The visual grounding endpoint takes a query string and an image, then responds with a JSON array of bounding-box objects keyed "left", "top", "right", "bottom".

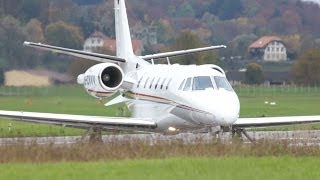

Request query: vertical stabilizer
[{"left": 115, "top": 0, "right": 134, "bottom": 58}]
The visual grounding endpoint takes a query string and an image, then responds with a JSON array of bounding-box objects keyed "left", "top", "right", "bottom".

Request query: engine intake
[
  {"left": 78, "top": 63, "right": 124, "bottom": 98},
  {"left": 101, "top": 65, "right": 123, "bottom": 89}
]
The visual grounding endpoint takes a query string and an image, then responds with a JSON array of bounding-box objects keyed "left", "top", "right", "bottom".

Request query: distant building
[
  {"left": 83, "top": 31, "right": 105, "bottom": 52},
  {"left": 226, "top": 71, "right": 292, "bottom": 86},
  {"left": 83, "top": 31, "right": 143, "bottom": 55},
  {"left": 249, "top": 36, "right": 287, "bottom": 62}
]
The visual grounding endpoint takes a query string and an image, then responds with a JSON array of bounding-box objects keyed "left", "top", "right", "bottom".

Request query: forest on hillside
[{"left": 0, "top": 0, "right": 320, "bottom": 72}]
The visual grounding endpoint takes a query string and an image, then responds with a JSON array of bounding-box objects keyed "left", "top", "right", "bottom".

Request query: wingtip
[{"left": 23, "top": 41, "right": 30, "bottom": 45}]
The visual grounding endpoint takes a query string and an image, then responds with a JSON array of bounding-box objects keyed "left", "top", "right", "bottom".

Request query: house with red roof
[
  {"left": 249, "top": 36, "right": 287, "bottom": 62},
  {"left": 83, "top": 31, "right": 143, "bottom": 55}
]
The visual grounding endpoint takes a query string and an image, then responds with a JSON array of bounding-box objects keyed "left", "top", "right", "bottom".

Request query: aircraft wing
[
  {"left": 0, "top": 110, "right": 156, "bottom": 130},
  {"left": 23, "top": 42, "right": 126, "bottom": 63},
  {"left": 140, "top": 45, "right": 226, "bottom": 60},
  {"left": 234, "top": 116, "right": 320, "bottom": 128}
]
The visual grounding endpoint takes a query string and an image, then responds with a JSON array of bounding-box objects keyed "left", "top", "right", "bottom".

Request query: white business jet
[{"left": 1, "top": 0, "right": 320, "bottom": 141}]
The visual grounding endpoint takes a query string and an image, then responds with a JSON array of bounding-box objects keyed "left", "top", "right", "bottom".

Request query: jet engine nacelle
[{"left": 77, "top": 63, "right": 124, "bottom": 98}]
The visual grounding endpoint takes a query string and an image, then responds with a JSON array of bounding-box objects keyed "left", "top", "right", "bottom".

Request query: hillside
[{"left": 0, "top": 0, "right": 319, "bottom": 71}]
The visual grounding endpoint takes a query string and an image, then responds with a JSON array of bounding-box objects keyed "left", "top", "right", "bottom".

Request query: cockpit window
[
  {"left": 214, "top": 76, "right": 233, "bottom": 91},
  {"left": 183, "top": 78, "right": 192, "bottom": 91},
  {"left": 192, "top": 76, "right": 213, "bottom": 90},
  {"left": 178, "top": 79, "right": 185, "bottom": 90}
]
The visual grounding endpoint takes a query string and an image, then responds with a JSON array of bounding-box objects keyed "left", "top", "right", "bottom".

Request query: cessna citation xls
[{"left": 1, "top": 0, "right": 320, "bottom": 141}]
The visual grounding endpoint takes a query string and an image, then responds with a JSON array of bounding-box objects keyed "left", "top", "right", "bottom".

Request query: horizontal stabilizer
[
  {"left": 140, "top": 45, "right": 226, "bottom": 60},
  {"left": 23, "top": 42, "right": 126, "bottom": 63}
]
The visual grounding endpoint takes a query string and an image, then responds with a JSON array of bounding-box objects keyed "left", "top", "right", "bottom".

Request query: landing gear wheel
[
  {"left": 232, "top": 127, "right": 255, "bottom": 143},
  {"left": 82, "top": 127, "right": 103, "bottom": 143}
]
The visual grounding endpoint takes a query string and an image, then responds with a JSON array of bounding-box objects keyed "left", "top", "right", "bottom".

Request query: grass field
[
  {"left": 1, "top": 157, "right": 320, "bottom": 180},
  {"left": 1, "top": 85, "right": 320, "bottom": 179},
  {"left": 0, "top": 85, "right": 320, "bottom": 137}
]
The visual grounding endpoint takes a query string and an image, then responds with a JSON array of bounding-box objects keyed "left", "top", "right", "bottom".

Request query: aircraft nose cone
[{"left": 214, "top": 92, "right": 240, "bottom": 126}]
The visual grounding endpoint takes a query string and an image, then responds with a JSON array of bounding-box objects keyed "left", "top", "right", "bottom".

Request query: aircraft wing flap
[
  {"left": 0, "top": 110, "right": 156, "bottom": 129},
  {"left": 140, "top": 45, "right": 226, "bottom": 60},
  {"left": 234, "top": 116, "right": 320, "bottom": 128},
  {"left": 23, "top": 42, "right": 126, "bottom": 63}
]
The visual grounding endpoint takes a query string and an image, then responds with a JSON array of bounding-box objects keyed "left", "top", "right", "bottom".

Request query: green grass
[
  {"left": 0, "top": 85, "right": 129, "bottom": 137},
  {"left": 239, "top": 96, "right": 320, "bottom": 117},
  {"left": 1, "top": 157, "right": 320, "bottom": 180},
  {"left": 0, "top": 85, "right": 320, "bottom": 137},
  {"left": 0, "top": 86, "right": 320, "bottom": 178}
]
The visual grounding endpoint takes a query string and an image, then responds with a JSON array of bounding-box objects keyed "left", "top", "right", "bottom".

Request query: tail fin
[{"left": 115, "top": 0, "right": 134, "bottom": 58}]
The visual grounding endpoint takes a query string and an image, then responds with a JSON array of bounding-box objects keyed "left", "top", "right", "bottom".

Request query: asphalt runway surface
[{"left": 1, "top": 130, "right": 320, "bottom": 146}]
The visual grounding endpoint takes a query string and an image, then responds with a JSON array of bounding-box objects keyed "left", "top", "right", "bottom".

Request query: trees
[
  {"left": 23, "top": 19, "right": 45, "bottom": 67},
  {"left": 170, "top": 31, "right": 218, "bottom": 65},
  {"left": 0, "top": 68, "right": 4, "bottom": 85},
  {"left": 245, "top": 63, "right": 264, "bottom": 84},
  {"left": 209, "top": 0, "right": 243, "bottom": 20},
  {"left": 291, "top": 49, "right": 320, "bottom": 85},
  {"left": 45, "top": 21, "right": 84, "bottom": 49},
  {"left": 43, "top": 21, "right": 84, "bottom": 72},
  {"left": 0, "top": 16, "right": 26, "bottom": 68}
]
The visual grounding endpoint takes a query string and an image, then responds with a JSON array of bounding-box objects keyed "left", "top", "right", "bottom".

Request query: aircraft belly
[
  {"left": 171, "top": 106, "right": 219, "bottom": 126},
  {"left": 127, "top": 100, "right": 198, "bottom": 130}
]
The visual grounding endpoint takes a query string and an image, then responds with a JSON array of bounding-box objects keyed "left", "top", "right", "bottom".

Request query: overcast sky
[{"left": 301, "top": 0, "right": 320, "bottom": 4}]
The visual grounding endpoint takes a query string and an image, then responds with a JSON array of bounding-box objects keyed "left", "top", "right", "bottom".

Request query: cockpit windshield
[
  {"left": 214, "top": 76, "right": 233, "bottom": 91},
  {"left": 179, "top": 76, "right": 233, "bottom": 92},
  {"left": 192, "top": 76, "right": 213, "bottom": 90}
]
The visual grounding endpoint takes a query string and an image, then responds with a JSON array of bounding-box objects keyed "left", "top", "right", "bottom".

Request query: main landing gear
[
  {"left": 207, "top": 126, "right": 255, "bottom": 143},
  {"left": 231, "top": 127, "right": 255, "bottom": 143},
  {"left": 81, "top": 127, "right": 103, "bottom": 143}
]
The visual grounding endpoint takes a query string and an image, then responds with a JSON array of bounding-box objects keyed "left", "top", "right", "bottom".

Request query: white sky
[{"left": 301, "top": 0, "right": 320, "bottom": 4}]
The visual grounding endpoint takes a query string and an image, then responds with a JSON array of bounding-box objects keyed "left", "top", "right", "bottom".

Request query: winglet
[{"left": 23, "top": 41, "right": 31, "bottom": 45}]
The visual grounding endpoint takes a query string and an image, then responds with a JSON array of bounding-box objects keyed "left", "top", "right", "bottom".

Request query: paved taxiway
[{"left": 1, "top": 130, "right": 320, "bottom": 146}]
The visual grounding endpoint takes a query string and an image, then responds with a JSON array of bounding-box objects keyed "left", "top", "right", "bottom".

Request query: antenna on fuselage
[{"left": 166, "top": 57, "right": 171, "bottom": 65}]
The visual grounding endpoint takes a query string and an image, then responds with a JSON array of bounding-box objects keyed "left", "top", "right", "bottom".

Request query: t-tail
[
  {"left": 115, "top": 0, "right": 134, "bottom": 59},
  {"left": 115, "top": 0, "right": 141, "bottom": 73}
]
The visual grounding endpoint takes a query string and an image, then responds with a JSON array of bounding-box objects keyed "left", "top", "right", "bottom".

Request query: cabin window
[
  {"left": 183, "top": 78, "right": 192, "bottom": 91},
  {"left": 192, "top": 76, "right": 213, "bottom": 91},
  {"left": 144, "top": 77, "right": 150, "bottom": 88},
  {"left": 137, "top": 76, "right": 143, "bottom": 88},
  {"left": 166, "top": 78, "right": 172, "bottom": 90},
  {"left": 160, "top": 78, "right": 166, "bottom": 89},
  {"left": 178, "top": 79, "right": 186, "bottom": 90},
  {"left": 155, "top": 78, "right": 161, "bottom": 89},
  {"left": 149, "top": 78, "right": 155, "bottom": 89},
  {"left": 213, "top": 76, "right": 233, "bottom": 92}
]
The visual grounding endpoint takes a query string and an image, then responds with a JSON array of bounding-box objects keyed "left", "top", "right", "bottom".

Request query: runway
[{"left": 1, "top": 130, "right": 320, "bottom": 146}]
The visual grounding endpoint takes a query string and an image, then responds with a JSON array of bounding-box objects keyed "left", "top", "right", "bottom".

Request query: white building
[
  {"left": 83, "top": 31, "right": 105, "bottom": 52},
  {"left": 249, "top": 36, "right": 287, "bottom": 62},
  {"left": 83, "top": 31, "right": 143, "bottom": 55}
]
